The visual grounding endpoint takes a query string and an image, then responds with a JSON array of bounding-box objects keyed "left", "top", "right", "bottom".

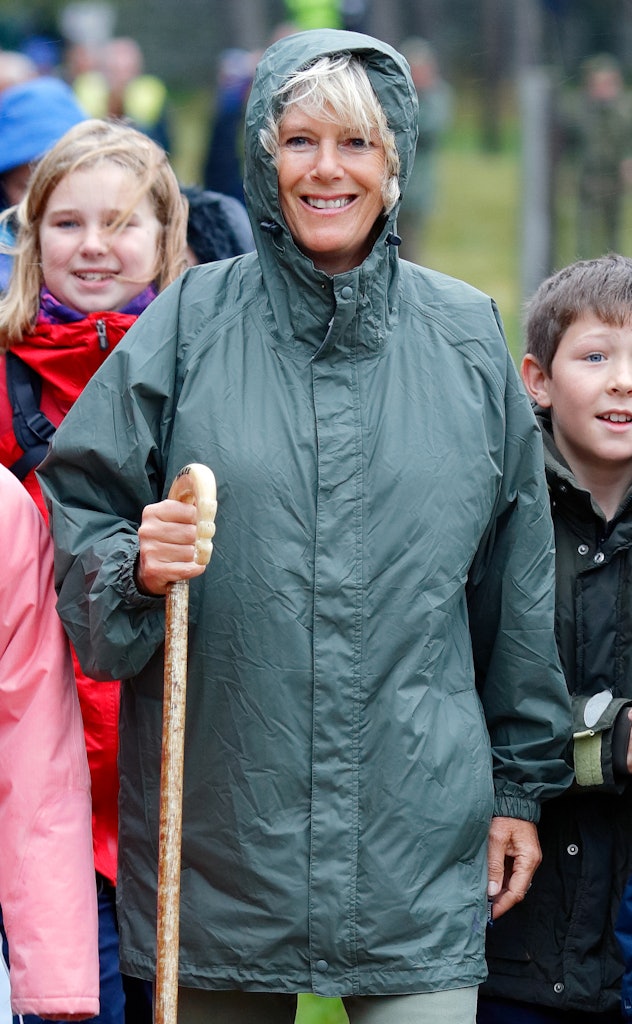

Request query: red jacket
[{"left": 0, "top": 310, "right": 138, "bottom": 883}]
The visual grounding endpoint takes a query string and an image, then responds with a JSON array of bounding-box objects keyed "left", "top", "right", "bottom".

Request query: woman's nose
[{"left": 312, "top": 140, "right": 343, "bottom": 179}]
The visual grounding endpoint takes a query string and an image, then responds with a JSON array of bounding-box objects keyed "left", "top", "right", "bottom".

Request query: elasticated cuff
[{"left": 116, "top": 543, "right": 164, "bottom": 609}]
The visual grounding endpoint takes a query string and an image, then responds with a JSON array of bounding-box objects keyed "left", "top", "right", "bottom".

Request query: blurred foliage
[
  {"left": 417, "top": 89, "right": 523, "bottom": 361},
  {"left": 424, "top": 91, "right": 632, "bottom": 364}
]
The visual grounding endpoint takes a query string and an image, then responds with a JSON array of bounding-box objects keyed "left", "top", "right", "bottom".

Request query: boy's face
[{"left": 522, "top": 312, "right": 632, "bottom": 483}]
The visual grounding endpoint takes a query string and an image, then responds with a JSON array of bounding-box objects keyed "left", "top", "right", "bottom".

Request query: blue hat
[{"left": 0, "top": 76, "right": 87, "bottom": 175}]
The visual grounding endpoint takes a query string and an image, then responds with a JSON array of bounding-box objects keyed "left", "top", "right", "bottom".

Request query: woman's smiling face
[{"left": 277, "top": 105, "right": 386, "bottom": 276}]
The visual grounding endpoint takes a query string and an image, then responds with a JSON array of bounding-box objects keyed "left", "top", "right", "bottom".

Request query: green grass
[
  {"left": 297, "top": 994, "right": 348, "bottom": 1023},
  {"left": 422, "top": 101, "right": 632, "bottom": 364},
  {"left": 420, "top": 106, "right": 522, "bottom": 362},
  {"left": 423, "top": 144, "right": 522, "bottom": 360}
]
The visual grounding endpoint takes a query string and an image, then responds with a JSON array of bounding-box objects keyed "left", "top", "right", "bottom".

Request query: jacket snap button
[
  {"left": 340, "top": 286, "right": 353, "bottom": 300},
  {"left": 315, "top": 959, "right": 329, "bottom": 972},
  {"left": 593, "top": 552, "right": 605, "bottom": 564},
  {"left": 553, "top": 982, "right": 564, "bottom": 994},
  {"left": 567, "top": 843, "right": 579, "bottom": 856},
  {"left": 577, "top": 544, "right": 589, "bottom": 555}
]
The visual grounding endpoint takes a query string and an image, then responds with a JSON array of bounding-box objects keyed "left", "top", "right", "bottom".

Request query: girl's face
[{"left": 39, "top": 162, "right": 161, "bottom": 313}]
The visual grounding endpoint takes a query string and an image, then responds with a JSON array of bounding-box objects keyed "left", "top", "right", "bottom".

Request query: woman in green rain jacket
[{"left": 39, "top": 28, "right": 572, "bottom": 1021}]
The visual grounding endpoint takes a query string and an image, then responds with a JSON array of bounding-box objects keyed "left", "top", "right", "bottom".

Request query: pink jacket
[{"left": 0, "top": 465, "right": 99, "bottom": 1018}]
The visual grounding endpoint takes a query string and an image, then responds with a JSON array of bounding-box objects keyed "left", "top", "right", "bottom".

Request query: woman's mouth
[{"left": 303, "top": 196, "right": 354, "bottom": 209}]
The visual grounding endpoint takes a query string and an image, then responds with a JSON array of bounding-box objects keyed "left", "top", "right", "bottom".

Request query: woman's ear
[{"left": 521, "top": 353, "right": 553, "bottom": 407}]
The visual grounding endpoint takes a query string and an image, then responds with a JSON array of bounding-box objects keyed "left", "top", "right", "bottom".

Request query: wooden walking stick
[{"left": 155, "top": 463, "right": 217, "bottom": 1024}]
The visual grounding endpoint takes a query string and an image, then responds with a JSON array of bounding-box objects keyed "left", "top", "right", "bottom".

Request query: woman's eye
[
  {"left": 346, "top": 137, "right": 370, "bottom": 149},
  {"left": 285, "top": 136, "right": 311, "bottom": 148}
]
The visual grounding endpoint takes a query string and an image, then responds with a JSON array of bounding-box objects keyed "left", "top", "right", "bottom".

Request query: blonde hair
[
  {"left": 0, "top": 118, "right": 187, "bottom": 347},
  {"left": 260, "top": 53, "right": 400, "bottom": 213}
]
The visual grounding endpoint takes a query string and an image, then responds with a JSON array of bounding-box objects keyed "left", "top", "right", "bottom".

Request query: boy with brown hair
[{"left": 479, "top": 252, "right": 632, "bottom": 1022}]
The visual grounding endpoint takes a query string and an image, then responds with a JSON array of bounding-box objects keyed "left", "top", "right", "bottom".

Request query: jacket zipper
[{"left": 96, "top": 319, "right": 108, "bottom": 351}]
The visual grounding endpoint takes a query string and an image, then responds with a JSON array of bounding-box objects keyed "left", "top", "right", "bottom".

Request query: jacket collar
[
  {"left": 255, "top": 212, "right": 401, "bottom": 358},
  {"left": 11, "top": 310, "right": 138, "bottom": 412}
]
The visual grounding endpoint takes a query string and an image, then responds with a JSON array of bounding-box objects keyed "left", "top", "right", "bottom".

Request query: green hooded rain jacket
[{"left": 39, "top": 29, "right": 572, "bottom": 998}]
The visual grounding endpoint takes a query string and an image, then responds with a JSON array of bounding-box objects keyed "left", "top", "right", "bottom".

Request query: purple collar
[{"left": 38, "top": 285, "right": 157, "bottom": 325}]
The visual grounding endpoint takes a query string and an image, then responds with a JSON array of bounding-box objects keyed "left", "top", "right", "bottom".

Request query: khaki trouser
[{"left": 175, "top": 985, "right": 479, "bottom": 1023}]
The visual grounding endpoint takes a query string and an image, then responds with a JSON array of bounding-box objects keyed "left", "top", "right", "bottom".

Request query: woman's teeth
[{"left": 305, "top": 197, "right": 351, "bottom": 209}]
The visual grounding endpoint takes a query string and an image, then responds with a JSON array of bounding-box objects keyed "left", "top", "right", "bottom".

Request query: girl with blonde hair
[{"left": 0, "top": 117, "right": 186, "bottom": 1024}]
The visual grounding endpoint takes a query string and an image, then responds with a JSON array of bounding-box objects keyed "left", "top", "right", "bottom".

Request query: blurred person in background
[
  {"left": 203, "top": 24, "right": 297, "bottom": 203},
  {"left": 0, "top": 76, "right": 87, "bottom": 291},
  {"left": 64, "top": 40, "right": 101, "bottom": 87},
  {"left": 396, "top": 37, "right": 452, "bottom": 263},
  {"left": 72, "top": 36, "right": 171, "bottom": 152},
  {"left": 563, "top": 54, "right": 632, "bottom": 259},
  {"left": 0, "top": 49, "right": 37, "bottom": 91},
  {"left": 203, "top": 47, "right": 258, "bottom": 203},
  {"left": 282, "top": 0, "right": 341, "bottom": 28},
  {"left": 19, "top": 34, "right": 62, "bottom": 78}
]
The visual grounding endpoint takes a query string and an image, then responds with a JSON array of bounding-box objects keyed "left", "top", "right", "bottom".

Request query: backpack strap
[{"left": 5, "top": 351, "right": 56, "bottom": 481}]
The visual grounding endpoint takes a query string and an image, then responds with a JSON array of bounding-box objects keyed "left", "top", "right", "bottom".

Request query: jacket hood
[{"left": 243, "top": 29, "right": 419, "bottom": 255}]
